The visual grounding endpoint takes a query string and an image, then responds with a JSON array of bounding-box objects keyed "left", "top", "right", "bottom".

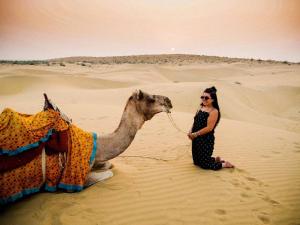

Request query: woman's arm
[
  {"left": 192, "top": 110, "right": 218, "bottom": 137},
  {"left": 189, "top": 107, "right": 201, "bottom": 133}
]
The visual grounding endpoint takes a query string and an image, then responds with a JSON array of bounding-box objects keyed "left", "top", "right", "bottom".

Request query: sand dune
[{"left": 0, "top": 58, "right": 300, "bottom": 225}]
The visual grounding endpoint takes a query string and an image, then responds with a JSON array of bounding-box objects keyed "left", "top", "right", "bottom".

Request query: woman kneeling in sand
[{"left": 187, "top": 86, "right": 234, "bottom": 170}]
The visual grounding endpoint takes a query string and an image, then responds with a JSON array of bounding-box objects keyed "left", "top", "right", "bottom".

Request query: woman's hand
[
  {"left": 187, "top": 132, "right": 198, "bottom": 140},
  {"left": 187, "top": 132, "right": 192, "bottom": 140}
]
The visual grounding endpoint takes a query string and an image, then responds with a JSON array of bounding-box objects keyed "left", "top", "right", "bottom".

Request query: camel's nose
[{"left": 165, "top": 97, "right": 173, "bottom": 109}]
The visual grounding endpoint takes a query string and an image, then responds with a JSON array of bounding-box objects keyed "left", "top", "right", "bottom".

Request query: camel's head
[{"left": 130, "top": 90, "right": 173, "bottom": 120}]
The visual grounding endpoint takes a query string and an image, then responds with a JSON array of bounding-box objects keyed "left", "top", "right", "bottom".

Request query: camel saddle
[
  {"left": 0, "top": 94, "right": 97, "bottom": 205},
  {"left": 0, "top": 93, "right": 72, "bottom": 172},
  {"left": 0, "top": 108, "right": 69, "bottom": 172}
]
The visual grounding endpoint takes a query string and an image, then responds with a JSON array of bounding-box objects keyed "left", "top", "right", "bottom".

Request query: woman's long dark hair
[{"left": 200, "top": 86, "right": 221, "bottom": 129}]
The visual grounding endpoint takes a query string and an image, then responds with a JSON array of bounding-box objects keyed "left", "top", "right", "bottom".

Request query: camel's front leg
[
  {"left": 92, "top": 161, "right": 114, "bottom": 171},
  {"left": 85, "top": 170, "right": 114, "bottom": 187}
]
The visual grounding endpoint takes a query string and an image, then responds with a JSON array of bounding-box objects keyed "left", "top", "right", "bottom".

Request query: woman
[{"left": 188, "top": 86, "right": 234, "bottom": 170}]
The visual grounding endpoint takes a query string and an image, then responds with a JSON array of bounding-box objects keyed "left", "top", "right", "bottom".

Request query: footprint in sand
[
  {"left": 226, "top": 168, "right": 282, "bottom": 213},
  {"left": 229, "top": 178, "right": 252, "bottom": 191},
  {"left": 240, "top": 192, "right": 251, "bottom": 198},
  {"left": 228, "top": 171, "right": 261, "bottom": 191},
  {"left": 257, "top": 214, "right": 271, "bottom": 224},
  {"left": 227, "top": 168, "right": 282, "bottom": 210},
  {"left": 245, "top": 186, "right": 251, "bottom": 190},
  {"left": 245, "top": 176, "right": 258, "bottom": 182},
  {"left": 261, "top": 196, "right": 281, "bottom": 206},
  {"left": 245, "top": 176, "right": 266, "bottom": 187},
  {"left": 230, "top": 178, "right": 240, "bottom": 187},
  {"left": 214, "top": 209, "right": 227, "bottom": 215}
]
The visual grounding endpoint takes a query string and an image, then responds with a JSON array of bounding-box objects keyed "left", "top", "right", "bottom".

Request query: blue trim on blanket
[
  {"left": 44, "top": 184, "right": 57, "bottom": 192},
  {"left": 58, "top": 183, "right": 84, "bottom": 192},
  {"left": 0, "top": 186, "right": 41, "bottom": 205},
  {"left": 0, "top": 129, "right": 54, "bottom": 156},
  {"left": 90, "top": 132, "right": 97, "bottom": 165}
]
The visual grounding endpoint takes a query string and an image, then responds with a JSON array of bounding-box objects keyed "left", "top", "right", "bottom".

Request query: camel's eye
[{"left": 147, "top": 97, "right": 155, "bottom": 103}]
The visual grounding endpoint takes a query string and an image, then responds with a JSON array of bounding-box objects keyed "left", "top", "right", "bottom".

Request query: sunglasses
[{"left": 201, "top": 96, "right": 211, "bottom": 100}]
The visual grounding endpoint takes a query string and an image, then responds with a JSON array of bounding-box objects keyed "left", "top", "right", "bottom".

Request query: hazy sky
[{"left": 0, "top": 0, "right": 299, "bottom": 61}]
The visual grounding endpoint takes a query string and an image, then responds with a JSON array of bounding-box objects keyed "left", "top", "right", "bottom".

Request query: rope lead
[{"left": 166, "top": 113, "right": 187, "bottom": 135}]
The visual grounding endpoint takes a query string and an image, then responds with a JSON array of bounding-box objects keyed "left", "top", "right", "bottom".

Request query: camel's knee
[
  {"left": 92, "top": 161, "right": 113, "bottom": 171},
  {"left": 85, "top": 170, "right": 114, "bottom": 187}
]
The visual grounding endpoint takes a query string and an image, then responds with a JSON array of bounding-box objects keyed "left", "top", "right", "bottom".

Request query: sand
[{"left": 0, "top": 59, "right": 300, "bottom": 225}]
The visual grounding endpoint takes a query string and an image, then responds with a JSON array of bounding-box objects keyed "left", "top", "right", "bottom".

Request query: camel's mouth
[
  {"left": 163, "top": 105, "right": 172, "bottom": 113},
  {"left": 163, "top": 97, "right": 173, "bottom": 113},
  {"left": 161, "top": 106, "right": 169, "bottom": 113}
]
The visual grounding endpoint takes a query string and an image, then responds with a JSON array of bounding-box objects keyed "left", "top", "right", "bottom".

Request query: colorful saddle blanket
[{"left": 0, "top": 108, "right": 97, "bottom": 205}]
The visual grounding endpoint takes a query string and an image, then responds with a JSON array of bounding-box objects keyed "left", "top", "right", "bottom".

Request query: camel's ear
[{"left": 134, "top": 89, "right": 144, "bottom": 100}]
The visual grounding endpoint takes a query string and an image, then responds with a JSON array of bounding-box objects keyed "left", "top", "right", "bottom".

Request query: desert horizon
[{"left": 0, "top": 53, "right": 299, "bottom": 64}]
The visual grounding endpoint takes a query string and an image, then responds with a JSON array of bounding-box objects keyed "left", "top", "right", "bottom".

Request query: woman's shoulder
[
  {"left": 201, "top": 106, "right": 218, "bottom": 113},
  {"left": 210, "top": 107, "right": 218, "bottom": 113}
]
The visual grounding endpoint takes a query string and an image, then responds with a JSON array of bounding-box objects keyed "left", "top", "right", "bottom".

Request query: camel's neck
[{"left": 94, "top": 100, "right": 145, "bottom": 163}]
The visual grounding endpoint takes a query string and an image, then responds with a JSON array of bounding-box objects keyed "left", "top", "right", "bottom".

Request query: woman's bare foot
[
  {"left": 216, "top": 156, "right": 225, "bottom": 163},
  {"left": 222, "top": 161, "right": 235, "bottom": 168}
]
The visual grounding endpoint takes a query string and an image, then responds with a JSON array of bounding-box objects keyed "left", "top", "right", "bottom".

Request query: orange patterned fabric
[
  {"left": 58, "top": 125, "right": 95, "bottom": 190},
  {"left": 45, "top": 125, "right": 97, "bottom": 192},
  {"left": 0, "top": 109, "right": 97, "bottom": 205},
  {"left": 0, "top": 154, "right": 43, "bottom": 203},
  {"left": 0, "top": 108, "right": 69, "bottom": 154}
]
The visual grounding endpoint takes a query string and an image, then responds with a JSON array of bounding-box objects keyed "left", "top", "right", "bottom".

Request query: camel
[
  {"left": 45, "top": 90, "right": 173, "bottom": 187},
  {"left": 0, "top": 90, "right": 172, "bottom": 204}
]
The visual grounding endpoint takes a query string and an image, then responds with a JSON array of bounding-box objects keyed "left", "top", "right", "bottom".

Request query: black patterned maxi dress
[{"left": 191, "top": 109, "right": 222, "bottom": 170}]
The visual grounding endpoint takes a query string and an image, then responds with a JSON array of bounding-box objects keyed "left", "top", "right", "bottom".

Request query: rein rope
[
  {"left": 118, "top": 112, "right": 190, "bottom": 163},
  {"left": 166, "top": 112, "right": 187, "bottom": 134}
]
